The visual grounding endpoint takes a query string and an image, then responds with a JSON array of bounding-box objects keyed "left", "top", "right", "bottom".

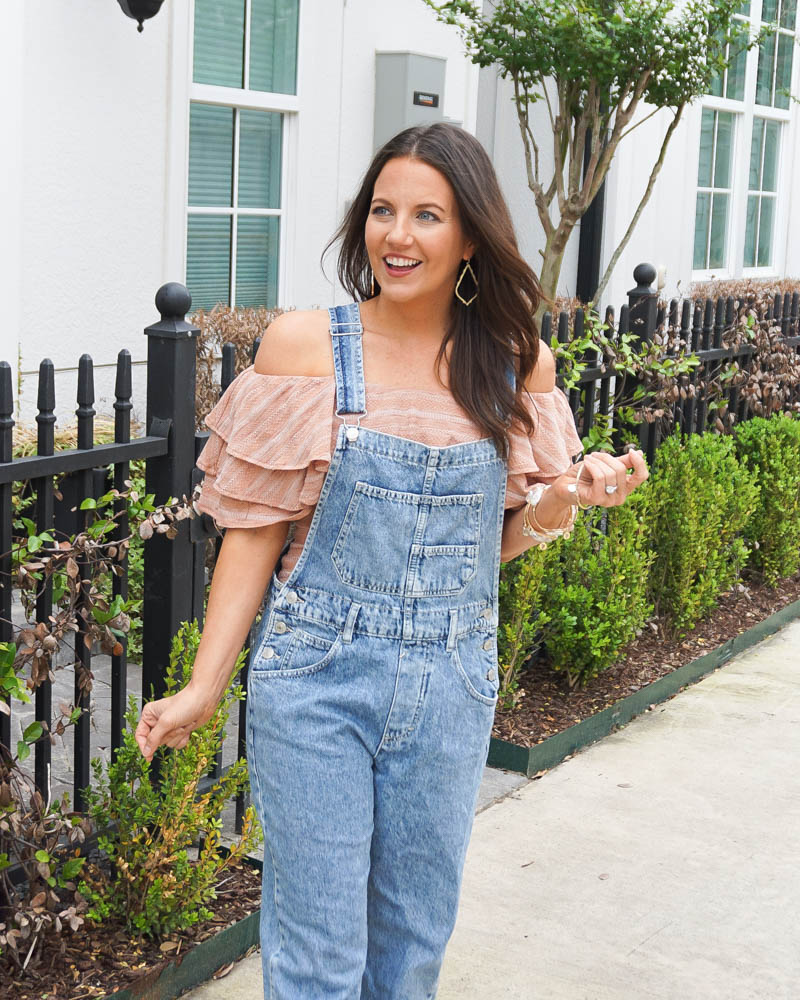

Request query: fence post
[
  {"left": 627, "top": 264, "right": 659, "bottom": 460},
  {"left": 142, "top": 283, "right": 199, "bottom": 703},
  {"left": 627, "top": 263, "right": 658, "bottom": 346}
]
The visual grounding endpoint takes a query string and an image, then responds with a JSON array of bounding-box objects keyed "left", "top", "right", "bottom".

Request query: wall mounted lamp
[{"left": 116, "top": 0, "right": 166, "bottom": 32}]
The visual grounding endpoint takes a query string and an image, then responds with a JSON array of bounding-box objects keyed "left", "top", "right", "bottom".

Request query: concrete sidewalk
[{"left": 190, "top": 617, "right": 800, "bottom": 1000}]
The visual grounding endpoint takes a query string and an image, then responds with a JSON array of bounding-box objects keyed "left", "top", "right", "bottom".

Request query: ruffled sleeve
[
  {"left": 195, "top": 367, "right": 336, "bottom": 528},
  {"left": 506, "top": 386, "right": 584, "bottom": 508}
]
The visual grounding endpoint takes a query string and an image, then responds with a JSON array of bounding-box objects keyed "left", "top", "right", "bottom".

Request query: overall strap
[{"left": 328, "top": 303, "right": 367, "bottom": 417}]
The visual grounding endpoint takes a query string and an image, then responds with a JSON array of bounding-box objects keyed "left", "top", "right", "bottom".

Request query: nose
[{"left": 385, "top": 213, "right": 414, "bottom": 248}]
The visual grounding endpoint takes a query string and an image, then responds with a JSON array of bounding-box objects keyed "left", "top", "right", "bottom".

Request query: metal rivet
[
  {"left": 262, "top": 647, "right": 276, "bottom": 659},
  {"left": 346, "top": 426, "right": 359, "bottom": 441},
  {"left": 285, "top": 591, "right": 298, "bottom": 604},
  {"left": 274, "top": 621, "right": 288, "bottom": 634},
  {"left": 482, "top": 639, "right": 494, "bottom": 651}
]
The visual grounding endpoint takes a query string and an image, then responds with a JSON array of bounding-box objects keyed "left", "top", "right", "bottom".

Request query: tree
[{"left": 424, "top": 0, "right": 772, "bottom": 309}]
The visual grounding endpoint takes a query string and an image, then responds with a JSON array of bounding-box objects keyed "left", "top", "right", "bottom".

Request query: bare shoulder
[
  {"left": 253, "top": 309, "right": 333, "bottom": 377},
  {"left": 524, "top": 338, "right": 556, "bottom": 393}
]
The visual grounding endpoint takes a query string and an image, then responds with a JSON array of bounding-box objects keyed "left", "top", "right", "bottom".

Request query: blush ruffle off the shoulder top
[{"left": 195, "top": 367, "right": 584, "bottom": 582}]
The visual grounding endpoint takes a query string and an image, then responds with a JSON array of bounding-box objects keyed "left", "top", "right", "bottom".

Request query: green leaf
[
  {"left": 23, "top": 721, "right": 43, "bottom": 742},
  {"left": 80, "top": 498, "right": 97, "bottom": 509},
  {"left": 62, "top": 857, "right": 85, "bottom": 879},
  {"left": 17, "top": 740, "right": 30, "bottom": 762},
  {"left": 27, "top": 535, "right": 43, "bottom": 553},
  {"left": 35, "top": 849, "right": 50, "bottom": 863}
]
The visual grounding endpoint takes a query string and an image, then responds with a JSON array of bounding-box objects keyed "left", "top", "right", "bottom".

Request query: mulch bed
[
  {"left": 492, "top": 570, "right": 800, "bottom": 748},
  {"left": 8, "top": 862, "right": 262, "bottom": 1000}
]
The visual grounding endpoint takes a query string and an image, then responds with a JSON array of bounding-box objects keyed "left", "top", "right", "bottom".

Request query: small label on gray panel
[{"left": 413, "top": 91, "right": 439, "bottom": 108}]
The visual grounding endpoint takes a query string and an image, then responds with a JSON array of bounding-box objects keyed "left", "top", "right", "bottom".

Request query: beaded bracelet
[{"left": 521, "top": 483, "right": 578, "bottom": 549}]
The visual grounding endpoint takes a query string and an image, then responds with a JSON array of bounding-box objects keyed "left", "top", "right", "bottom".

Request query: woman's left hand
[{"left": 552, "top": 448, "right": 649, "bottom": 509}]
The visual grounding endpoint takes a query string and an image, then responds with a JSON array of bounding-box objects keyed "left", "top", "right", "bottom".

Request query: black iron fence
[{"left": 1, "top": 266, "right": 799, "bottom": 821}]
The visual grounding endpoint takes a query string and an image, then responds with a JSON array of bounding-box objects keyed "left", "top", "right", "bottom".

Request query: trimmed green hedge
[{"left": 499, "top": 416, "right": 800, "bottom": 694}]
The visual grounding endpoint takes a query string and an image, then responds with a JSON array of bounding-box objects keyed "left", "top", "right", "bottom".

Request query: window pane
[
  {"left": 757, "top": 198, "right": 775, "bottom": 266},
  {"left": 756, "top": 35, "right": 776, "bottom": 105},
  {"left": 193, "top": 0, "right": 245, "bottom": 89},
  {"left": 727, "top": 42, "right": 747, "bottom": 100},
  {"left": 238, "top": 111, "right": 283, "bottom": 209},
  {"left": 709, "top": 30, "right": 725, "bottom": 97},
  {"left": 698, "top": 109, "right": 715, "bottom": 187},
  {"left": 249, "top": 0, "right": 299, "bottom": 95},
  {"left": 235, "top": 216, "right": 280, "bottom": 307},
  {"left": 762, "top": 120, "right": 780, "bottom": 191},
  {"left": 775, "top": 33, "right": 793, "bottom": 110},
  {"left": 763, "top": 0, "right": 779, "bottom": 19},
  {"left": 781, "top": 0, "right": 797, "bottom": 29},
  {"left": 709, "top": 193, "right": 729, "bottom": 268},
  {"left": 694, "top": 192, "right": 711, "bottom": 269},
  {"left": 738, "top": 0, "right": 751, "bottom": 12},
  {"left": 189, "top": 105, "right": 234, "bottom": 207},
  {"left": 187, "top": 216, "right": 232, "bottom": 309},
  {"left": 744, "top": 195, "right": 758, "bottom": 267},
  {"left": 749, "top": 117, "right": 765, "bottom": 189},
  {"left": 714, "top": 113, "right": 734, "bottom": 188}
]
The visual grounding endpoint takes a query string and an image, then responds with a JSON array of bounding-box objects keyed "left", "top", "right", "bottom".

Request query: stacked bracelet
[{"left": 521, "top": 483, "right": 578, "bottom": 549}]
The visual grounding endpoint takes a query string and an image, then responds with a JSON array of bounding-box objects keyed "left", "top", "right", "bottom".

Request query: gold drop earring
[{"left": 455, "top": 259, "right": 478, "bottom": 306}]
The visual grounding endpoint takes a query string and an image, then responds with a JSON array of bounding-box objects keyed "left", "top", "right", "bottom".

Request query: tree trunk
[{"left": 536, "top": 238, "right": 570, "bottom": 328}]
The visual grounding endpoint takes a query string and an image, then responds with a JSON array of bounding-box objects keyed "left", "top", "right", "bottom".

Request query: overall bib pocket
[
  {"left": 331, "top": 481, "right": 483, "bottom": 597},
  {"left": 252, "top": 615, "right": 341, "bottom": 677},
  {"left": 452, "top": 630, "right": 500, "bottom": 706}
]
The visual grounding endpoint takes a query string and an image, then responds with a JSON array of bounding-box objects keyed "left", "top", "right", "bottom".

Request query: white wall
[
  {"left": 8, "top": 0, "right": 478, "bottom": 427},
  {"left": 477, "top": 70, "right": 582, "bottom": 305}
]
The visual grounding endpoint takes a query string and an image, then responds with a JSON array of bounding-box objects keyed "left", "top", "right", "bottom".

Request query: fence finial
[
  {"left": 155, "top": 282, "right": 192, "bottom": 321},
  {"left": 147, "top": 283, "right": 199, "bottom": 340}
]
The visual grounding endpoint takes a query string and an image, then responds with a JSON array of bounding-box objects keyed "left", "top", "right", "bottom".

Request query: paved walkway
[{"left": 190, "top": 617, "right": 800, "bottom": 1000}]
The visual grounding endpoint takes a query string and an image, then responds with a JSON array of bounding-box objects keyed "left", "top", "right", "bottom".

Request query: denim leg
[
  {"left": 360, "top": 645, "right": 495, "bottom": 999},
  {"left": 247, "top": 673, "right": 375, "bottom": 999}
]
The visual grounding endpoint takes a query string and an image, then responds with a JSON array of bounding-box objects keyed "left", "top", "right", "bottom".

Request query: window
[
  {"left": 755, "top": 0, "right": 796, "bottom": 109},
  {"left": 692, "top": 0, "right": 795, "bottom": 276},
  {"left": 710, "top": 12, "right": 749, "bottom": 100},
  {"left": 744, "top": 117, "right": 780, "bottom": 266},
  {"left": 187, "top": 0, "right": 299, "bottom": 310},
  {"left": 693, "top": 110, "right": 736, "bottom": 270}
]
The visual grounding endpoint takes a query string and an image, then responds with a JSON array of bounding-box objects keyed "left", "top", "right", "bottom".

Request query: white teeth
[{"left": 385, "top": 256, "right": 420, "bottom": 267}]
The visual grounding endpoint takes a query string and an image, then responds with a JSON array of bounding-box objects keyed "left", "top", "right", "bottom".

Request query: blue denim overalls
[{"left": 246, "top": 303, "right": 508, "bottom": 999}]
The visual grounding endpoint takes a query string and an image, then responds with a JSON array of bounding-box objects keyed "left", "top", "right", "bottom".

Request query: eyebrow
[{"left": 370, "top": 197, "right": 447, "bottom": 213}]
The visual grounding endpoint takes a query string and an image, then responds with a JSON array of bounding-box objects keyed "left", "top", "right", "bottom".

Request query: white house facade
[{"left": 2, "top": 0, "right": 798, "bottom": 426}]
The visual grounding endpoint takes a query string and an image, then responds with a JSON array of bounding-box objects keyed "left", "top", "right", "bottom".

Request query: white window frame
[
  {"left": 691, "top": 102, "right": 743, "bottom": 281},
  {"left": 183, "top": 0, "right": 302, "bottom": 309},
  {"left": 692, "top": 0, "right": 798, "bottom": 282}
]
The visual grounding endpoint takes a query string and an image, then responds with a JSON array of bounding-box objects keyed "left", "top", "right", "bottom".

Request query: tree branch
[
  {"left": 594, "top": 105, "right": 686, "bottom": 304},
  {"left": 513, "top": 74, "right": 555, "bottom": 239}
]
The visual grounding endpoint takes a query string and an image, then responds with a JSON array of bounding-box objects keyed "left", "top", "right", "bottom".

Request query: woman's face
[{"left": 364, "top": 156, "right": 476, "bottom": 307}]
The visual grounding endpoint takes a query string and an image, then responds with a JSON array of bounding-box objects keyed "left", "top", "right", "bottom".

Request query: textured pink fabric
[{"left": 196, "top": 367, "right": 583, "bottom": 580}]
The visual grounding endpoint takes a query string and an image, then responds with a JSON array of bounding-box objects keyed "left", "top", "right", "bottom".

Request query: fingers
[{"left": 578, "top": 448, "right": 648, "bottom": 507}]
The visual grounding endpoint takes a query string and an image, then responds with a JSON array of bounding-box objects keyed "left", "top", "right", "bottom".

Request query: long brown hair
[{"left": 325, "top": 123, "right": 542, "bottom": 458}]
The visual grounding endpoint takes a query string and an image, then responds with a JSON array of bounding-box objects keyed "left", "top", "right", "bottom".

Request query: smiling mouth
[{"left": 383, "top": 256, "right": 422, "bottom": 273}]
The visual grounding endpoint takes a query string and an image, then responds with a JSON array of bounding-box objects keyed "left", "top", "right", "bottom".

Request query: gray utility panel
[{"left": 374, "top": 51, "right": 446, "bottom": 150}]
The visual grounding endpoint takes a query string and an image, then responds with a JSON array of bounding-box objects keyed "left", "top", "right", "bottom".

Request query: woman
[{"left": 136, "top": 123, "right": 648, "bottom": 998}]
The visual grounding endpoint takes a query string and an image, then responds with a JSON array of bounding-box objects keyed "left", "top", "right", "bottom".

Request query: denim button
[
  {"left": 262, "top": 647, "right": 276, "bottom": 659},
  {"left": 482, "top": 639, "right": 494, "bottom": 651},
  {"left": 285, "top": 591, "right": 299, "bottom": 604},
  {"left": 487, "top": 668, "right": 496, "bottom": 681},
  {"left": 346, "top": 426, "right": 359, "bottom": 442},
  {"left": 274, "top": 621, "right": 288, "bottom": 634}
]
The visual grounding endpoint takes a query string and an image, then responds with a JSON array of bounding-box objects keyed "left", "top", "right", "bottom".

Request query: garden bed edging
[{"left": 488, "top": 595, "right": 800, "bottom": 777}]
